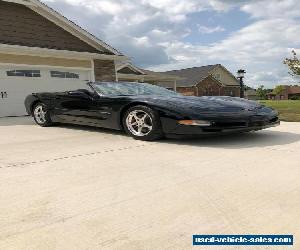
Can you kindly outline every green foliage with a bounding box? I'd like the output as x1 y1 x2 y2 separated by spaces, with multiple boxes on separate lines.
272 85 285 95
283 50 300 77
256 85 268 99
260 100 300 122
290 96 300 100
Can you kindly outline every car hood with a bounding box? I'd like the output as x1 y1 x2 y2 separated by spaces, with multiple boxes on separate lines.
130 95 264 112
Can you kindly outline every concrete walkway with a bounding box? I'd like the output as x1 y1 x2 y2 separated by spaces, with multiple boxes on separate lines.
0 117 299 249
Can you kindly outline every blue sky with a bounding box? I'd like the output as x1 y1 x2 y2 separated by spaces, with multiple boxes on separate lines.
44 0 300 88
184 9 252 45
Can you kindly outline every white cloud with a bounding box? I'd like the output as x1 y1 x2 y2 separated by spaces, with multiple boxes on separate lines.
242 0 300 19
198 25 225 34
133 36 151 46
43 0 300 87
150 16 300 87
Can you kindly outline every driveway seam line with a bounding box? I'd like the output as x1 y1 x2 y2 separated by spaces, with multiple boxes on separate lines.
0 144 147 169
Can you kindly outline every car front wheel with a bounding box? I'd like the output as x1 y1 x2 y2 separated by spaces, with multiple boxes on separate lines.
123 105 163 141
33 103 53 127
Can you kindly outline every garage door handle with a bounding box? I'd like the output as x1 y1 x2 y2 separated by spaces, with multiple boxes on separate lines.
1 92 8 98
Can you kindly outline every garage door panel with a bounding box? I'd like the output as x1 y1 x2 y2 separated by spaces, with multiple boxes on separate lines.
0 66 92 117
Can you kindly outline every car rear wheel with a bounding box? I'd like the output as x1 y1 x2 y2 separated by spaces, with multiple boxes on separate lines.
123 105 164 141
33 103 53 127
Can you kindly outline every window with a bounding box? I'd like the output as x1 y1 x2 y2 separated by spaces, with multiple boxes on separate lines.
50 71 79 79
7 70 41 77
215 74 221 79
225 90 234 96
1 92 7 99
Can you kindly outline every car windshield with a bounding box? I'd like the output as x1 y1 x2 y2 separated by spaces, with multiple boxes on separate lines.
91 82 181 97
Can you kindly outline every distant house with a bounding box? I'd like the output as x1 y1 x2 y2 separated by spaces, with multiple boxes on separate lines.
116 63 181 88
267 85 300 100
157 64 240 97
245 89 258 100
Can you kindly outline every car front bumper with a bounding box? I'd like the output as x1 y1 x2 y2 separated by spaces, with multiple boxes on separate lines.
161 115 280 136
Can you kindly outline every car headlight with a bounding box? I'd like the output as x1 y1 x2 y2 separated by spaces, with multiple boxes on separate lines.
178 120 212 126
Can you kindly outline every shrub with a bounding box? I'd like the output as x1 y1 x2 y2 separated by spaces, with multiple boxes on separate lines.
290 96 300 100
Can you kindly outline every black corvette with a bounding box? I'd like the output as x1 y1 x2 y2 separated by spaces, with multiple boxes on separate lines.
25 82 279 141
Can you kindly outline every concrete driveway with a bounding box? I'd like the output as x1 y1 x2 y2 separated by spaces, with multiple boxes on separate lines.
0 117 300 250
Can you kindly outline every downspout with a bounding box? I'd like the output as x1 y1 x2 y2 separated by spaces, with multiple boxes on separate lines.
174 80 177 92
91 59 95 82
114 61 119 82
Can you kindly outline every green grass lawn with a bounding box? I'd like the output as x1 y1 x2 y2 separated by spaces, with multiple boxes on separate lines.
259 100 300 122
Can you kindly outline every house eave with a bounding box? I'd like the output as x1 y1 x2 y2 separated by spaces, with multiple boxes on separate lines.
2 0 35 6
1 0 122 56
144 75 181 81
118 74 145 81
176 85 195 88
118 73 181 82
0 44 128 61
116 63 146 75
225 84 240 87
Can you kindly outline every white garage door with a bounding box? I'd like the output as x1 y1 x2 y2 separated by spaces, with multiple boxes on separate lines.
0 65 92 117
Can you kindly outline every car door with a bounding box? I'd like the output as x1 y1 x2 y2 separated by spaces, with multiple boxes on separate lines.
53 90 112 126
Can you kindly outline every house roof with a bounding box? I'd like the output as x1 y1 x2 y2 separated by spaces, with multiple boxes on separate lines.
288 86 300 94
116 62 146 75
267 85 300 95
2 0 123 56
160 64 221 87
142 69 181 81
245 89 257 96
116 62 182 82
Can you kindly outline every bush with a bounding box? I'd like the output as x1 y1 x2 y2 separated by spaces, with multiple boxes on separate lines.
290 96 300 100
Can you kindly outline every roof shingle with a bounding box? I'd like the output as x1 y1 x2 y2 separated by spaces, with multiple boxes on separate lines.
160 64 219 87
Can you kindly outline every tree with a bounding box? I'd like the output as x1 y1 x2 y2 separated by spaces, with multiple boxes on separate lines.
272 85 285 96
284 50 300 77
256 85 268 99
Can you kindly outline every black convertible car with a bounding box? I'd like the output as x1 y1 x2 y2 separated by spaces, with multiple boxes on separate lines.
25 82 279 141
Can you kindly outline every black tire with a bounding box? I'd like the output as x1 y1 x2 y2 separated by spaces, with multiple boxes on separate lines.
32 102 53 127
122 105 164 141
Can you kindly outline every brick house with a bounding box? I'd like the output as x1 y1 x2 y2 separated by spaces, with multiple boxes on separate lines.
0 0 125 117
116 62 181 87
267 85 300 100
158 64 240 97
244 89 258 100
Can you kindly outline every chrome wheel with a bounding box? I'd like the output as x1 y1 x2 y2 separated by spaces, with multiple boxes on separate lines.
126 110 153 137
34 105 47 124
